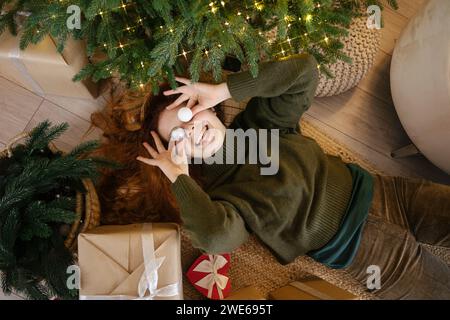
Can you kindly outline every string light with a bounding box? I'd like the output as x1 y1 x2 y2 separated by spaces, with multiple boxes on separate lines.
209 2 218 14
305 14 313 22
255 1 264 11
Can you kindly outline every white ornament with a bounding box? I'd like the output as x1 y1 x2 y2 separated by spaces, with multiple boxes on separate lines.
170 127 186 142
177 107 193 122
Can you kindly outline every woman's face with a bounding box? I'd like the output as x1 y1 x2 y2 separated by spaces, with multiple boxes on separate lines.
157 103 226 159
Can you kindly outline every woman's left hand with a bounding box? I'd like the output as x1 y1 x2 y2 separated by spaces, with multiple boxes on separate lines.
137 131 189 183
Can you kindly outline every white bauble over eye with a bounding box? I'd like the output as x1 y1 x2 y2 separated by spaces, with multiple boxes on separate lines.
170 127 186 142
177 107 193 122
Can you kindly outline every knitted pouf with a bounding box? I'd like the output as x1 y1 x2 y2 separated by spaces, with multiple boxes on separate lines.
315 17 381 97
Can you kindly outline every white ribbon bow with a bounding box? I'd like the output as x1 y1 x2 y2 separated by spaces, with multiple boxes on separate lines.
193 254 229 299
137 224 180 299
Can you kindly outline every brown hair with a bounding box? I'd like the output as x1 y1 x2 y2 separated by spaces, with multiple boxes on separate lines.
92 83 223 225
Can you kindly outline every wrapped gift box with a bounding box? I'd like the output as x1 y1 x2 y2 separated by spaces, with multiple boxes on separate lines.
0 31 98 98
269 278 357 300
225 286 266 300
78 223 183 300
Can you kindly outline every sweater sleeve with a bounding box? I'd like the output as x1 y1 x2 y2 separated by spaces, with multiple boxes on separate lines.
226 53 319 130
171 174 250 254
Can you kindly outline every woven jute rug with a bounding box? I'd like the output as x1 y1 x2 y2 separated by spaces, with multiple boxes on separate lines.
180 113 450 300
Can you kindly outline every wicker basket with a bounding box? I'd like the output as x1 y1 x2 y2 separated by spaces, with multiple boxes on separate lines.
0 133 101 252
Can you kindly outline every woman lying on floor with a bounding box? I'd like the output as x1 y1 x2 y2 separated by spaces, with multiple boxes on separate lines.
136 54 450 300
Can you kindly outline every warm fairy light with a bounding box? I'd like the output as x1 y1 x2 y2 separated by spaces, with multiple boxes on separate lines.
140 83 144 88
305 14 312 22
205 50 209 56
103 43 107 47
169 28 174 33
209 2 214 6
237 11 241 15
255 1 264 10
160 25 163 29
218 44 222 48
324 36 329 44
317 64 321 69
246 15 250 20
224 21 229 26
287 37 291 44
211 6 218 13
141 61 145 68
119 42 124 49
182 50 187 58
304 32 308 36
281 49 286 55
221 1 225 6
126 26 131 31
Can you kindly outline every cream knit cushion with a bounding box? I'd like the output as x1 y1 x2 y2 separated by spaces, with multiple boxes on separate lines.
263 17 380 98
315 17 381 97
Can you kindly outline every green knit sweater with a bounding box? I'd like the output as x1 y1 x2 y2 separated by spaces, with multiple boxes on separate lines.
171 54 355 264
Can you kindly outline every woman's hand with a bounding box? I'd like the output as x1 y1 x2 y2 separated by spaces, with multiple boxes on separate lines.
163 77 231 116
137 131 189 183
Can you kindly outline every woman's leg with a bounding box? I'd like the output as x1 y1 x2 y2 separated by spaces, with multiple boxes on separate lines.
373 175 450 247
345 175 450 299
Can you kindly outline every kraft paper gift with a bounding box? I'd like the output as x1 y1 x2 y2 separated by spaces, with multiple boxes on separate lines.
78 223 183 300
269 278 357 300
0 31 98 98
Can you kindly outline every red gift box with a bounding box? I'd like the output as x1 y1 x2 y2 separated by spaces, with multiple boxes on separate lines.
186 254 231 300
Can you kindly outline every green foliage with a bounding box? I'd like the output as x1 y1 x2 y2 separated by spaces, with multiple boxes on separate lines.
0 120 109 300
0 0 398 90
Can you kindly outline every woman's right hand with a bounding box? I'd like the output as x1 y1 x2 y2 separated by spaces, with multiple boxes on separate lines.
163 77 231 116
137 131 189 183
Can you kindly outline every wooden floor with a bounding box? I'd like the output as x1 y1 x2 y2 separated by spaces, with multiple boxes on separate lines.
0 0 449 184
